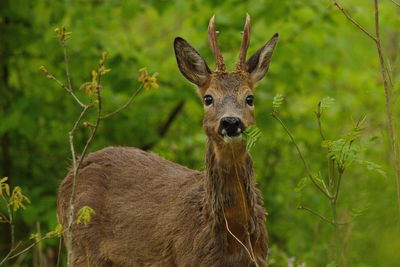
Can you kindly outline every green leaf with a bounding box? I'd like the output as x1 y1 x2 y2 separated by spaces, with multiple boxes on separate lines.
272 94 284 110
0 177 10 197
76 206 96 226
243 125 262 151
9 186 31 212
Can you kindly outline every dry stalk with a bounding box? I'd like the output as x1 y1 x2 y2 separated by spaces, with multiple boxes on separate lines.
333 0 400 216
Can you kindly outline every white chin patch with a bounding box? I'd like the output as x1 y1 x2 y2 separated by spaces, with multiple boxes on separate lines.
223 134 243 143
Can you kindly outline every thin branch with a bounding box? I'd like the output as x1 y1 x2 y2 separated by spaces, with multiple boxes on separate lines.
66 75 103 266
62 44 73 94
68 105 90 171
5 240 42 261
334 0 400 215
101 83 144 119
373 0 400 213
272 112 332 199
390 0 400 7
334 169 344 203
328 157 336 193
0 242 22 265
44 72 86 108
297 206 335 225
223 211 257 266
1 194 14 249
56 236 63 267
333 1 378 42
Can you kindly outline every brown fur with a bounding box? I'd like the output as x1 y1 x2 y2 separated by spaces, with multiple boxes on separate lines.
57 16 278 267
58 143 267 266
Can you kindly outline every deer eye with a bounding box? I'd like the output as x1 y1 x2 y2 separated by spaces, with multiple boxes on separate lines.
204 95 213 106
246 95 254 106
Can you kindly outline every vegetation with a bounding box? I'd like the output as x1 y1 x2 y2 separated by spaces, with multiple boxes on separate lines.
0 0 399 266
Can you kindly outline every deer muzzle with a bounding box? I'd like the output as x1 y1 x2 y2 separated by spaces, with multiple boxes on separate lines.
219 117 245 139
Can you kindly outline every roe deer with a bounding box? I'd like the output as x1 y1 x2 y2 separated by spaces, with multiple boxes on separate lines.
57 14 278 267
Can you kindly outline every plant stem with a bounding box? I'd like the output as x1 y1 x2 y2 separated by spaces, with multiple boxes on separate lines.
56 236 62 267
333 1 378 42
272 112 332 199
373 0 400 215
66 76 103 267
334 0 400 218
334 169 344 202
331 200 340 264
101 83 144 119
297 206 334 225
8 205 14 249
0 242 21 265
2 195 15 249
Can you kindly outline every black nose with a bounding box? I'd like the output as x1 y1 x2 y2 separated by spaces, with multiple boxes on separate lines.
220 117 244 137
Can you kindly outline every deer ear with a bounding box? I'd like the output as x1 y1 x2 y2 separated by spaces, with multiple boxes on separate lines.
174 37 211 87
246 33 279 83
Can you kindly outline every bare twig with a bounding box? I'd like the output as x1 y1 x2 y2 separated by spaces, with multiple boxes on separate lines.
101 83 144 119
373 0 400 212
334 0 400 215
66 72 103 266
225 145 258 267
56 236 63 267
1 194 15 256
40 69 86 108
223 212 257 265
297 206 335 225
63 45 73 92
5 240 42 262
272 112 332 199
333 1 378 42
0 242 22 265
68 105 91 171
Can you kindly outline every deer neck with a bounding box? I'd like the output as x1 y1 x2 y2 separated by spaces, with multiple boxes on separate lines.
204 139 256 241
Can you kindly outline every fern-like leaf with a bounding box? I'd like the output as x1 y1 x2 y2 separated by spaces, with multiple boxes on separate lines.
272 94 284 111
243 125 262 151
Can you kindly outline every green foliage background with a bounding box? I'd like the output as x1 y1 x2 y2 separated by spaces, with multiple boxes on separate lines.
1 0 399 266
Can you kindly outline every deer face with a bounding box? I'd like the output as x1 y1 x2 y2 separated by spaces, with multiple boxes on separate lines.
174 15 278 146
201 72 254 143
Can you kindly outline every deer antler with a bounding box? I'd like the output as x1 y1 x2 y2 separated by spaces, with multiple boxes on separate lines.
208 16 226 72
236 13 251 71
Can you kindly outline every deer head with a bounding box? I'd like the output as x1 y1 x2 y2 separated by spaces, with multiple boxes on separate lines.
174 14 278 155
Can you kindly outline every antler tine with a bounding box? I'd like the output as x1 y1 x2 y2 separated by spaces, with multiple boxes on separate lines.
236 13 251 71
208 15 226 72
